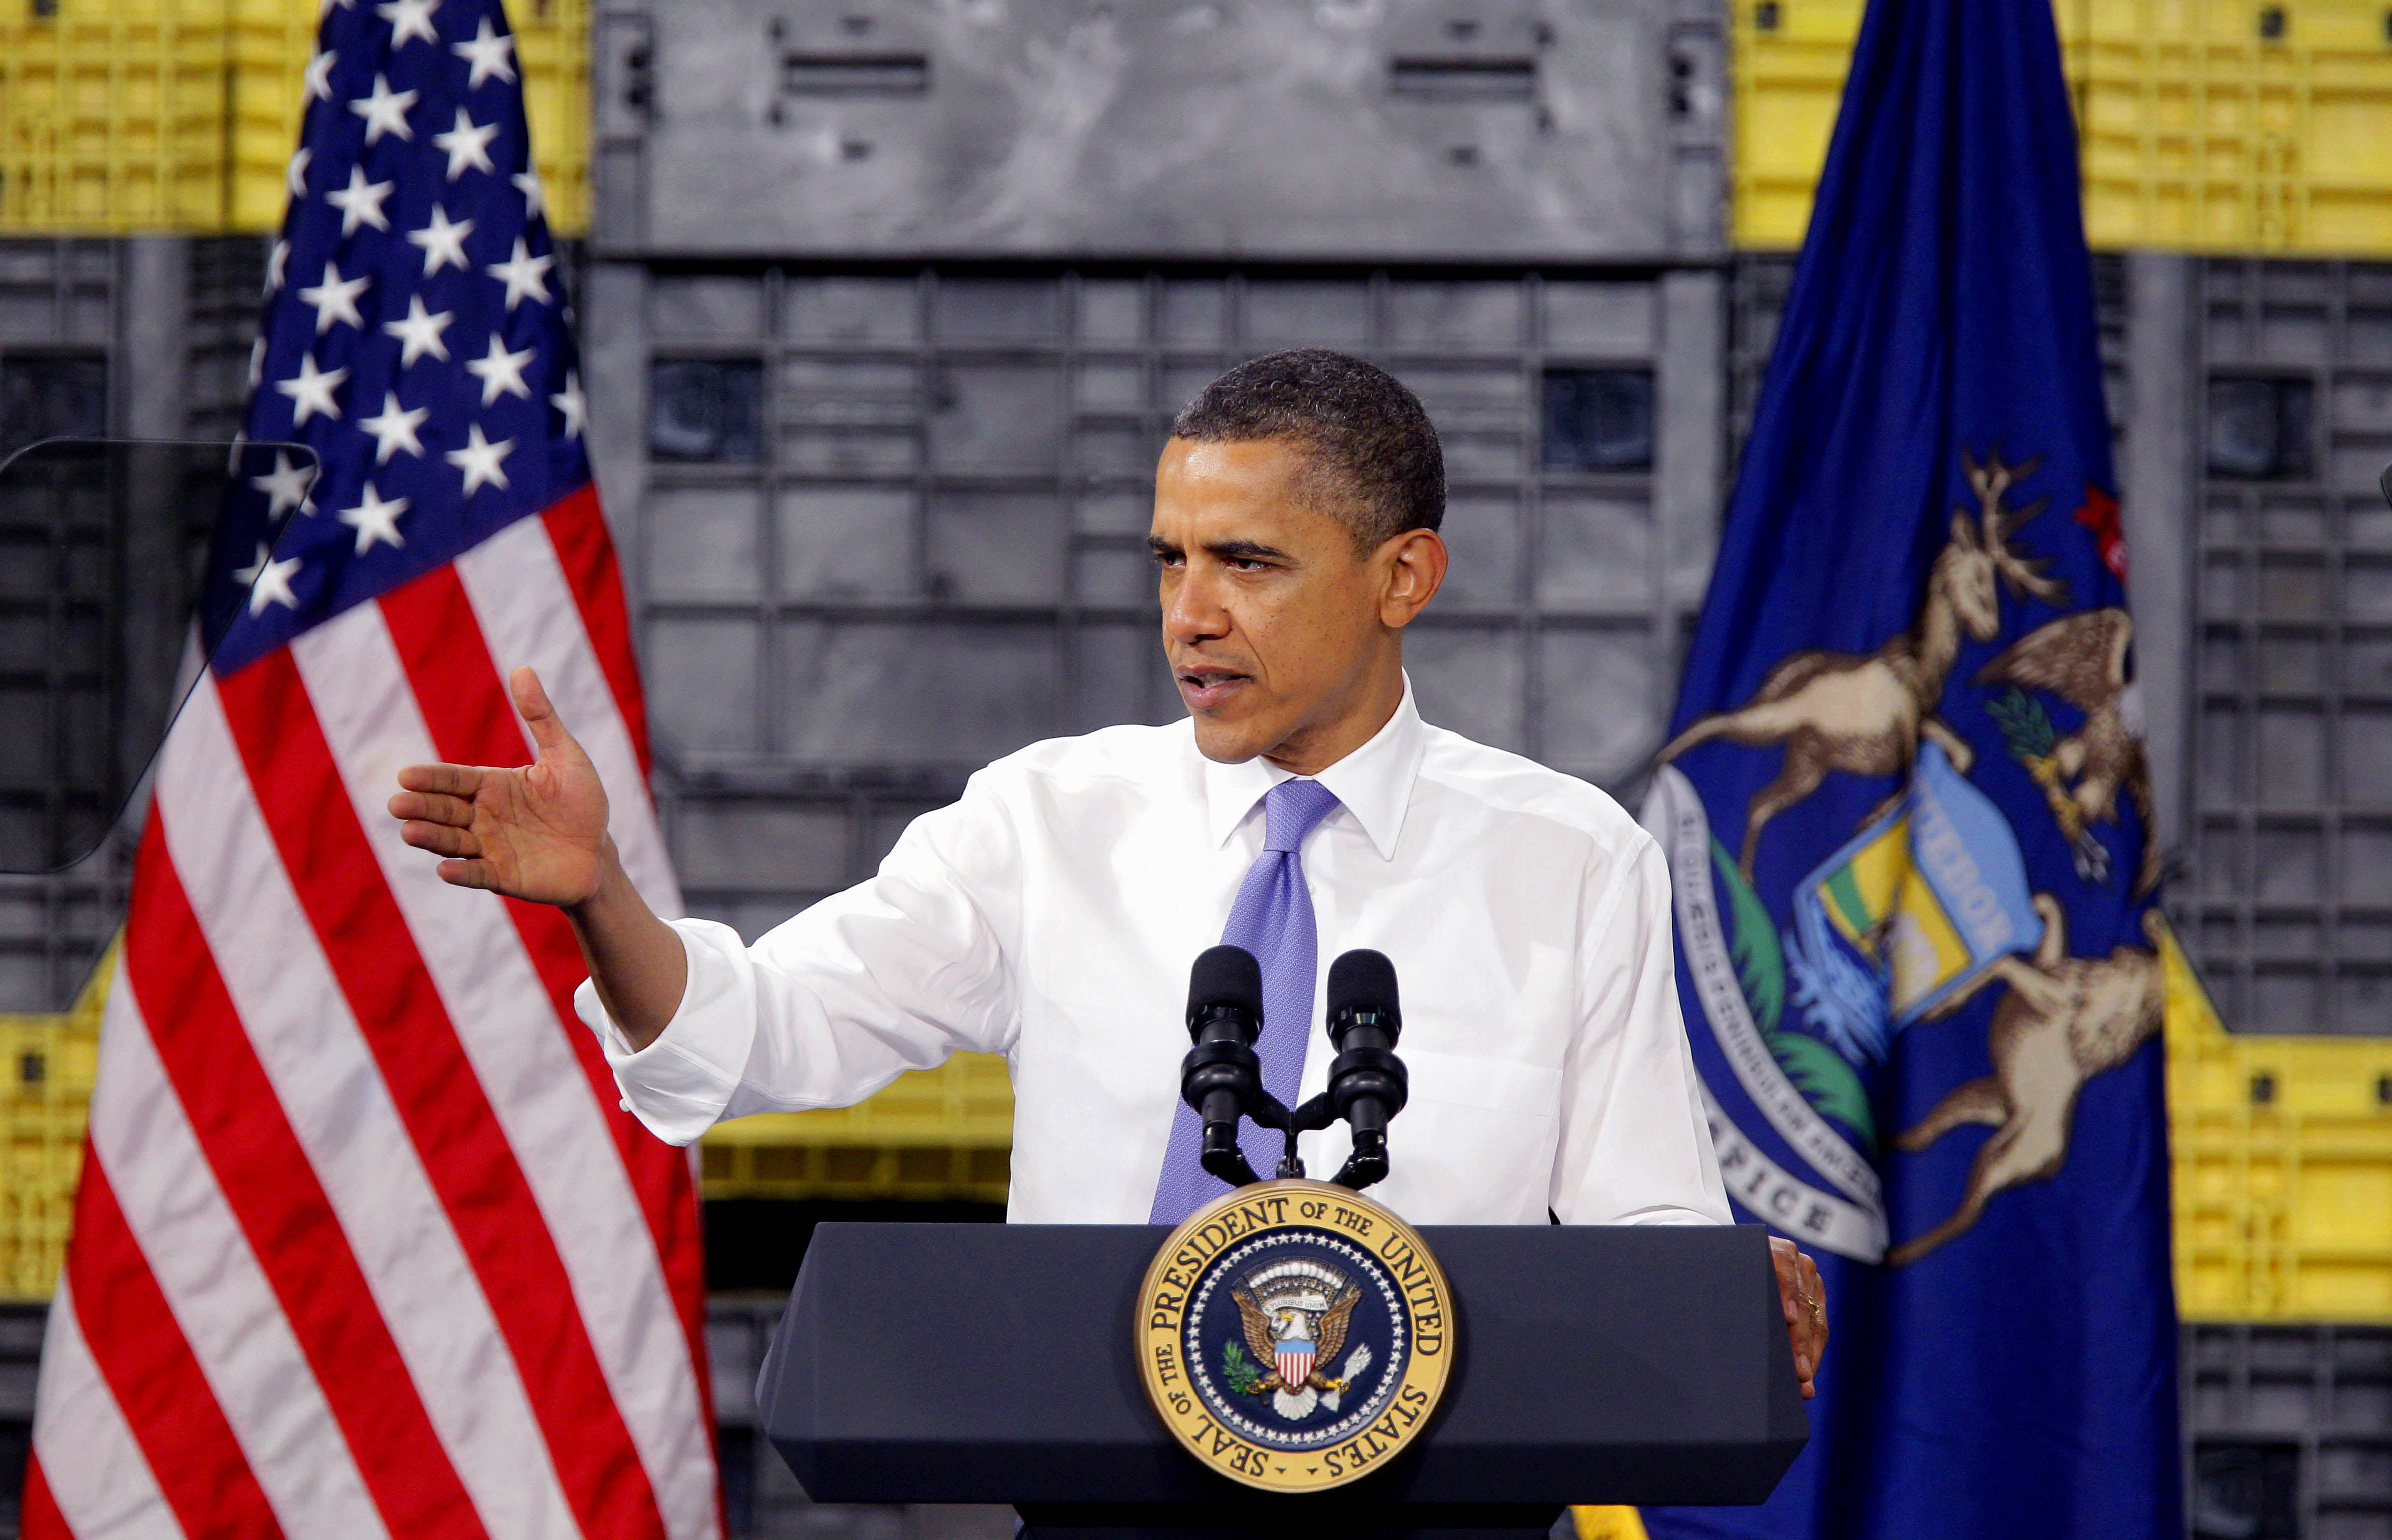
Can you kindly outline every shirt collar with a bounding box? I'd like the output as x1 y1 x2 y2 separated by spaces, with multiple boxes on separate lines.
1199 675 1427 861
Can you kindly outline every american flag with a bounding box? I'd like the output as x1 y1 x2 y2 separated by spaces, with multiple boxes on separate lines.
22 2 719 1535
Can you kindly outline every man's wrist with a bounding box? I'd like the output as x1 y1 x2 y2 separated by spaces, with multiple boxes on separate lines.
565 835 628 921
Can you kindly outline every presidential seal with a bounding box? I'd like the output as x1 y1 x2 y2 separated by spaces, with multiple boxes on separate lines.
1137 1180 1452 1492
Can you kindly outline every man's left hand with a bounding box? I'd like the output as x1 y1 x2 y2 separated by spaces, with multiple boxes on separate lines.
1769 1236 1827 1399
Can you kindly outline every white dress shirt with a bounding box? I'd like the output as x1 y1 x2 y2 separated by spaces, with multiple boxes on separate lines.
581 679 1730 1228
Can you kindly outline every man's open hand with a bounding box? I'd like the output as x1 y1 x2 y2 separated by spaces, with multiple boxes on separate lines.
387 667 610 905
1770 1236 1827 1399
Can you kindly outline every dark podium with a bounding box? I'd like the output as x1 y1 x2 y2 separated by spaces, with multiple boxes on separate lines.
757 1220 1809 1538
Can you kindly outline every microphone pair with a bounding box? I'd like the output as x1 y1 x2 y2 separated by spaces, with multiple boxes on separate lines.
1179 945 1410 1193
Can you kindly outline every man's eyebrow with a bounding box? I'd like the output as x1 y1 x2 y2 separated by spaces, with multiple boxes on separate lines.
1144 536 1291 563
1203 538 1289 562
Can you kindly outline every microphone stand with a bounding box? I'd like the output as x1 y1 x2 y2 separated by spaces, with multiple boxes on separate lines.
1172 946 1410 1193
1175 1054 1403 1193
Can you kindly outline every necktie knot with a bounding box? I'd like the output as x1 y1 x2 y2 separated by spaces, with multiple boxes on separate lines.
1261 778 1341 853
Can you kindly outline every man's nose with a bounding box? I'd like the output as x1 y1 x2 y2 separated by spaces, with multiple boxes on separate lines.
1163 567 1230 645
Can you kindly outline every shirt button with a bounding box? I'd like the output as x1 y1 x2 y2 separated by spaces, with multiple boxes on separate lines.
619 1098 632 1112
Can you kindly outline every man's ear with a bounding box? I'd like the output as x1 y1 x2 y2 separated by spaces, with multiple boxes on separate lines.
1377 529 1448 629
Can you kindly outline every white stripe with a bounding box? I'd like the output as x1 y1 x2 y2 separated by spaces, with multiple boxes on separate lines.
291 603 718 1540
155 675 581 1539
457 516 683 919
89 957 390 1540
30 1278 182 1539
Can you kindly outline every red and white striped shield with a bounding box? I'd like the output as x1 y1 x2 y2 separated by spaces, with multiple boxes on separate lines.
1276 1339 1316 1388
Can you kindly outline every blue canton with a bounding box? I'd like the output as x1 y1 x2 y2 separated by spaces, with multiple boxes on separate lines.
205 0 591 676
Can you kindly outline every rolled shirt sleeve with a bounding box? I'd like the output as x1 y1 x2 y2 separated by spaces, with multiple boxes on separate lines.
577 766 1024 1146
1548 830 1733 1226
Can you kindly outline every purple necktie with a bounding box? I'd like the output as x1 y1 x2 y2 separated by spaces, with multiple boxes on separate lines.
1150 778 1344 1223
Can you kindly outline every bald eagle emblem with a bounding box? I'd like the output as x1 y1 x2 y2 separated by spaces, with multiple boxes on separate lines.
1224 1259 1375 1421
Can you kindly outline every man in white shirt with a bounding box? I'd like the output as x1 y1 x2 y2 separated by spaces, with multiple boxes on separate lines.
390 349 1828 1393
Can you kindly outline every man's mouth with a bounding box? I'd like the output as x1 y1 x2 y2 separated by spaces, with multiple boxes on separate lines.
1175 666 1250 711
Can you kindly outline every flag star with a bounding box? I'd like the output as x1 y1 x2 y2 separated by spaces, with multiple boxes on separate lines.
406 204 474 277
303 45 338 102
454 16 521 87
247 336 267 388
453 17 518 87
275 354 348 426
264 239 289 295
511 167 545 221
550 369 587 440
249 450 316 517
232 542 304 615
376 0 440 47
349 72 418 144
432 106 498 179
381 295 455 367
486 237 553 312
326 164 395 235
445 423 514 496
358 390 430 464
338 481 410 554
297 258 369 334
465 333 535 405
287 146 312 198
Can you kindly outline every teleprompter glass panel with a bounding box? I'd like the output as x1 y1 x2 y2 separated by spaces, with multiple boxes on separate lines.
0 437 320 874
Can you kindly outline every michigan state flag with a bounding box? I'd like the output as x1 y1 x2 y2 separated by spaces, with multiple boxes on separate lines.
1636 0 2182 1533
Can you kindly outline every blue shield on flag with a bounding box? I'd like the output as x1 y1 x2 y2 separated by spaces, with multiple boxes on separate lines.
1636 0 2182 1535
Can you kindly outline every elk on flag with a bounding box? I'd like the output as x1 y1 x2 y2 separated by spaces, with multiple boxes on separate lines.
22 1 720 1535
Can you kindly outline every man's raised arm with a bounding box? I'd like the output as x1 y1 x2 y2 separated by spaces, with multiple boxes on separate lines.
386 665 687 1049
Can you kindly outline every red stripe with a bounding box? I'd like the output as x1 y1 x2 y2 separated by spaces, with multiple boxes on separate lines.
61 1150 283 1538
122 815 486 1539
215 650 668 1540
379 560 715 1434
18 1452 69 1540
542 483 653 781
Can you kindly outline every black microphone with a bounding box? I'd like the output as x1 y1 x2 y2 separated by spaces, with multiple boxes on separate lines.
1180 945 1266 1188
1324 949 1408 1191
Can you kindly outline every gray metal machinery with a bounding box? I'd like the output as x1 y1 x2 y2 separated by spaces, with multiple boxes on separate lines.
0 237 260 1012
579 0 1731 931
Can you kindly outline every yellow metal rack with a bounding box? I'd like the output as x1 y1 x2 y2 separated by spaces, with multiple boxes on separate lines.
697 1052 1016 1207
1733 0 2392 253
0 958 101 1302
2166 933 2392 1320
0 0 588 235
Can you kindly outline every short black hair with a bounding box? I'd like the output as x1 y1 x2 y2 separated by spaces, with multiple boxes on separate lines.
1170 349 1445 549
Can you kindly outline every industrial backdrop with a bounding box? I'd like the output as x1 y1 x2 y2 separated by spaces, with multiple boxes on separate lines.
1 1 2389 1536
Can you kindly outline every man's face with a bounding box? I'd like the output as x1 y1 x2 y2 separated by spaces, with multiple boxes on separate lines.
1149 437 1413 766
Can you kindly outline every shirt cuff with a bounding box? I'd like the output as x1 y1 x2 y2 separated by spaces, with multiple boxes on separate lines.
575 917 759 1146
